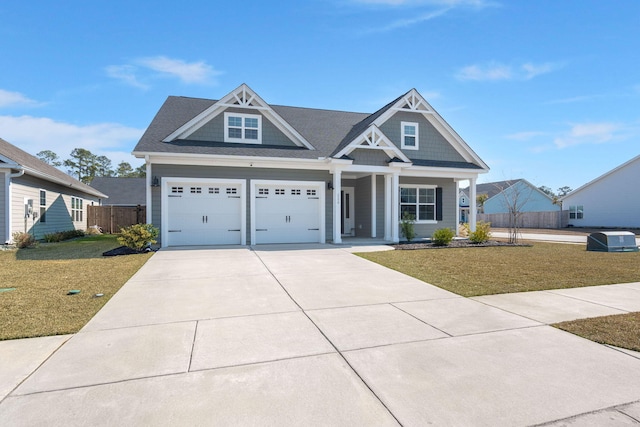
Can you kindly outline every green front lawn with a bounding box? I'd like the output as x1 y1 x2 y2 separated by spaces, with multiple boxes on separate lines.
0 235 152 340
357 242 640 297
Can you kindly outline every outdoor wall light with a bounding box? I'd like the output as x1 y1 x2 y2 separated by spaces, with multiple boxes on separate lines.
151 176 160 187
327 181 334 190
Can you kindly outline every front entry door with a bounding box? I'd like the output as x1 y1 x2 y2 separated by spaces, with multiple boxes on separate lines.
341 187 355 236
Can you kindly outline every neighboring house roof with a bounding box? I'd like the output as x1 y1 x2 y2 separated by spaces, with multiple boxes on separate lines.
133 84 488 171
560 153 640 201
0 137 106 198
90 177 146 205
462 179 555 202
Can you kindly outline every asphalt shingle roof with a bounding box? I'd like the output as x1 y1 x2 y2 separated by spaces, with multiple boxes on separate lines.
0 137 106 198
133 94 484 171
90 177 146 205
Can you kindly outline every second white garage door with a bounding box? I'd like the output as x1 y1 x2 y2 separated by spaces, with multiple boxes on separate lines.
252 181 325 244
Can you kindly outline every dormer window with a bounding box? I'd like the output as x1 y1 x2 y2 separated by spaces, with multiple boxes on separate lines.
401 122 419 150
224 112 262 144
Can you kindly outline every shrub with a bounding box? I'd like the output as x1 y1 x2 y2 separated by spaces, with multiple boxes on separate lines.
12 232 37 249
432 228 455 246
43 229 85 243
117 224 159 251
469 221 492 244
400 212 416 242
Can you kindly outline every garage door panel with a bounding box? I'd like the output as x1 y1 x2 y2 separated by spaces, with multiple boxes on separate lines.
166 181 243 246
253 183 322 244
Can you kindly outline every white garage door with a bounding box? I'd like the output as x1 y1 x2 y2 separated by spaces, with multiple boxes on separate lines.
166 182 243 246
253 182 323 244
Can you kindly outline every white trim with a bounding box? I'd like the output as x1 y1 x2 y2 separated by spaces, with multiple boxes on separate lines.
333 125 411 163
250 179 325 245
134 151 331 170
332 170 342 244
145 157 152 224
401 121 419 150
371 174 377 238
391 173 400 243
162 83 315 150
160 177 246 247
341 186 355 237
384 174 392 241
372 88 489 171
224 112 263 144
3 171 9 243
399 184 438 224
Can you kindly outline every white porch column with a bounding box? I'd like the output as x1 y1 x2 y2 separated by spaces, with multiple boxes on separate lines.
371 174 377 238
391 173 400 243
469 176 477 232
332 170 342 244
384 174 392 241
145 157 152 224
455 180 460 235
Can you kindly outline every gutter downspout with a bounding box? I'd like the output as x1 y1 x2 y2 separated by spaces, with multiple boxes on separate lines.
6 168 25 243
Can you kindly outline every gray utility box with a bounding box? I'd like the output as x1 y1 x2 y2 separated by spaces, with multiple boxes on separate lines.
587 231 639 252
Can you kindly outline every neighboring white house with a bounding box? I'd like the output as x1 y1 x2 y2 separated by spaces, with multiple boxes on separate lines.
561 154 640 228
0 138 107 243
133 83 489 247
462 179 559 215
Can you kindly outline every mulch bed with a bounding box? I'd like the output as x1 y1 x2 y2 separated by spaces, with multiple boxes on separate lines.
391 240 530 250
102 246 154 256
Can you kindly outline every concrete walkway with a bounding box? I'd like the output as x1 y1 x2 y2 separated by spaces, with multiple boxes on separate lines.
1 244 640 426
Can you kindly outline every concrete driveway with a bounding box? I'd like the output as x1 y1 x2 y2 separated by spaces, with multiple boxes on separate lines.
2 244 640 426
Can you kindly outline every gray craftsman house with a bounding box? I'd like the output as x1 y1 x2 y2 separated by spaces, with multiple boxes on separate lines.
133 84 488 247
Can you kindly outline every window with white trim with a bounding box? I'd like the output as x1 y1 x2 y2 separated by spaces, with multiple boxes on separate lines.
71 197 83 222
401 121 419 150
39 190 46 223
224 112 262 144
568 205 584 219
400 186 436 222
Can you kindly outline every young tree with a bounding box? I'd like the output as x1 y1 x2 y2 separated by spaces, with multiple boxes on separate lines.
36 150 62 167
476 193 488 214
496 180 534 244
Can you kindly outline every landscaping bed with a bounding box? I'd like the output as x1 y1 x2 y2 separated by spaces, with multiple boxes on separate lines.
391 239 529 250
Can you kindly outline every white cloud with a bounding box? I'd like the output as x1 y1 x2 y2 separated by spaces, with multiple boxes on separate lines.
106 56 222 88
137 56 220 84
553 122 625 149
505 131 547 141
0 89 40 108
0 115 144 168
105 65 149 90
456 61 562 81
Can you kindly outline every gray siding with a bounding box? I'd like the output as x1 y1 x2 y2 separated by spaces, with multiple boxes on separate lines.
10 175 99 240
399 177 457 239
0 172 6 242
354 176 371 237
189 108 298 147
380 111 467 163
351 149 390 166
151 164 333 244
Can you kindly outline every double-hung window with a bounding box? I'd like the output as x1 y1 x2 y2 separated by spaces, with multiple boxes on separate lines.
568 205 584 219
71 197 83 222
224 112 262 144
39 190 46 223
400 186 436 222
401 122 419 150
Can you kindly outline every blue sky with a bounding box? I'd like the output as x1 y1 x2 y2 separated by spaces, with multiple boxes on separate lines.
1 0 638 192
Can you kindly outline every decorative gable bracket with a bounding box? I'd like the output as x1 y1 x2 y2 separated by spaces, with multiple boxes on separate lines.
162 83 315 150
333 125 411 163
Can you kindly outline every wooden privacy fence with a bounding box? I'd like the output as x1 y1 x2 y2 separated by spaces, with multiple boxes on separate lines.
87 205 146 234
478 210 569 229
